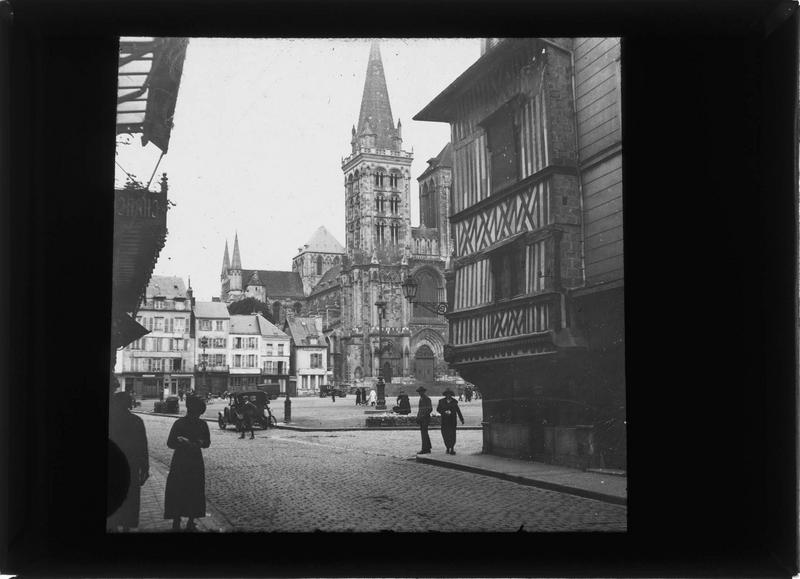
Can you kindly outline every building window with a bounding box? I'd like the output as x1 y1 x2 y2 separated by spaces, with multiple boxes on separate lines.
316 255 323 275
376 221 386 244
491 244 526 300
264 360 274 373
247 354 257 368
154 317 164 332
172 338 182 351
390 222 399 244
215 320 224 332
233 354 242 368
390 195 399 214
483 103 520 194
278 344 285 356
310 353 322 368
233 337 243 349
266 343 273 355
277 361 285 374
154 299 166 310
172 358 182 372
199 319 212 331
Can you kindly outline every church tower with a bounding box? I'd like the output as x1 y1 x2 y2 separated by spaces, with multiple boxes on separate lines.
228 232 243 301
220 239 231 301
339 40 415 385
342 40 414 266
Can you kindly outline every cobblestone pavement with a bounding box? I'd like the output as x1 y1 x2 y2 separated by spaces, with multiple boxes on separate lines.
141 414 627 532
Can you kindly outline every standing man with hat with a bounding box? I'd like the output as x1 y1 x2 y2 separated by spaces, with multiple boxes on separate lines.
416 386 433 454
437 388 465 455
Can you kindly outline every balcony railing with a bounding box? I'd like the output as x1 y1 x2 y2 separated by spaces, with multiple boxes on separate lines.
342 147 413 166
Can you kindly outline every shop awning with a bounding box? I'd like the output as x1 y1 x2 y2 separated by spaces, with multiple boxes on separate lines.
117 37 189 154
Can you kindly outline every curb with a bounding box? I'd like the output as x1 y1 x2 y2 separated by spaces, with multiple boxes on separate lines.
134 411 483 432
414 455 627 506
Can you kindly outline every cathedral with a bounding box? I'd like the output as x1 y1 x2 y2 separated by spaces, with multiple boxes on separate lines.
219 40 453 389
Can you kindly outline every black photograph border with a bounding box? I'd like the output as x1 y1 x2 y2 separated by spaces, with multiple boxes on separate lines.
2 0 798 577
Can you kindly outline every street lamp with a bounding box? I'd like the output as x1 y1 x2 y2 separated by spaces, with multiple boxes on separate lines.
374 298 387 410
199 336 209 396
401 274 448 316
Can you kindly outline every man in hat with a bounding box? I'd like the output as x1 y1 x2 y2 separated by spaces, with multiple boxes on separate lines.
437 388 465 455
416 386 433 454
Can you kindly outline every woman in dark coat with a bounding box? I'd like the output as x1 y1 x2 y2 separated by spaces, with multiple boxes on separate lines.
355 388 362 405
107 391 149 531
436 388 465 455
164 395 210 531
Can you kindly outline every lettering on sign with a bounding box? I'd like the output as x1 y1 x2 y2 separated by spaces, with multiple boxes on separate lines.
114 190 167 219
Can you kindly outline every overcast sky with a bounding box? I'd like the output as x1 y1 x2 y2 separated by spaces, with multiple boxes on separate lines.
115 38 481 302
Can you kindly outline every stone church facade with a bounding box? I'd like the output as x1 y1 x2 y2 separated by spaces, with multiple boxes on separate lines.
220 41 453 389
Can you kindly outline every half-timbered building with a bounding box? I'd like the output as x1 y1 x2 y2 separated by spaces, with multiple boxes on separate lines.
415 38 625 469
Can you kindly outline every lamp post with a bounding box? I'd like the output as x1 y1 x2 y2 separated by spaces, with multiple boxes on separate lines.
374 298 387 410
199 336 208 396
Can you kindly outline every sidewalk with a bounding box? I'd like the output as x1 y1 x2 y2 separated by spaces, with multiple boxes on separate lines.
415 452 627 506
134 458 233 533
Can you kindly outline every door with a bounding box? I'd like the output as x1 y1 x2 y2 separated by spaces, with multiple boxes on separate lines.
414 345 435 382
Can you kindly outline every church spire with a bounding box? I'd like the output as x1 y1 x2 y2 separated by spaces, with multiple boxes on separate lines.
356 40 399 150
231 232 242 270
221 240 230 275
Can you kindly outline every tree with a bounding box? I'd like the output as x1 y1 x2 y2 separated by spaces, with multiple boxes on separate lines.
227 297 277 324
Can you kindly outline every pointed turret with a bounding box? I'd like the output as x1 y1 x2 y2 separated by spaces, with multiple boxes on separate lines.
221 240 230 276
231 232 242 270
356 40 399 151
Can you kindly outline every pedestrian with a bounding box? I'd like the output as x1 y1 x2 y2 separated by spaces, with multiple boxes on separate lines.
236 395 257 440
415 386 432 454
178 389 184 402
355 389 362 405
392 391 411 415
360 387 367 406
367 389 377 407
164 395 210 531
331 388 336 403
465 386 473 403
437 388 464 455
107 389 149 532
458 387 464 402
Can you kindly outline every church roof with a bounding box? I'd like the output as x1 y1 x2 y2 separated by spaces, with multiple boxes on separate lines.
298 226 345 255
284 316 324 346
356 41 399 150
309 264 342 296
145 275 187 299
193 301 230 319
418 142 454 180
242 269 304 299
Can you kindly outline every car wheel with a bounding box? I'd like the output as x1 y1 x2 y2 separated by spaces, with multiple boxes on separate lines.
218 416 226 430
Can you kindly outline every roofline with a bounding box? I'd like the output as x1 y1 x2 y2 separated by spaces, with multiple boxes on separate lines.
413 39 535 123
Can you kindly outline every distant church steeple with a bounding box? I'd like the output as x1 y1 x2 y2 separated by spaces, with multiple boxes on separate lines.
231 232 242 270
221 240 230 278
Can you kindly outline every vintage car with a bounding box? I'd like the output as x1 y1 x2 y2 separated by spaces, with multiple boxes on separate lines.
218 391 277 430
318 384 346 398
